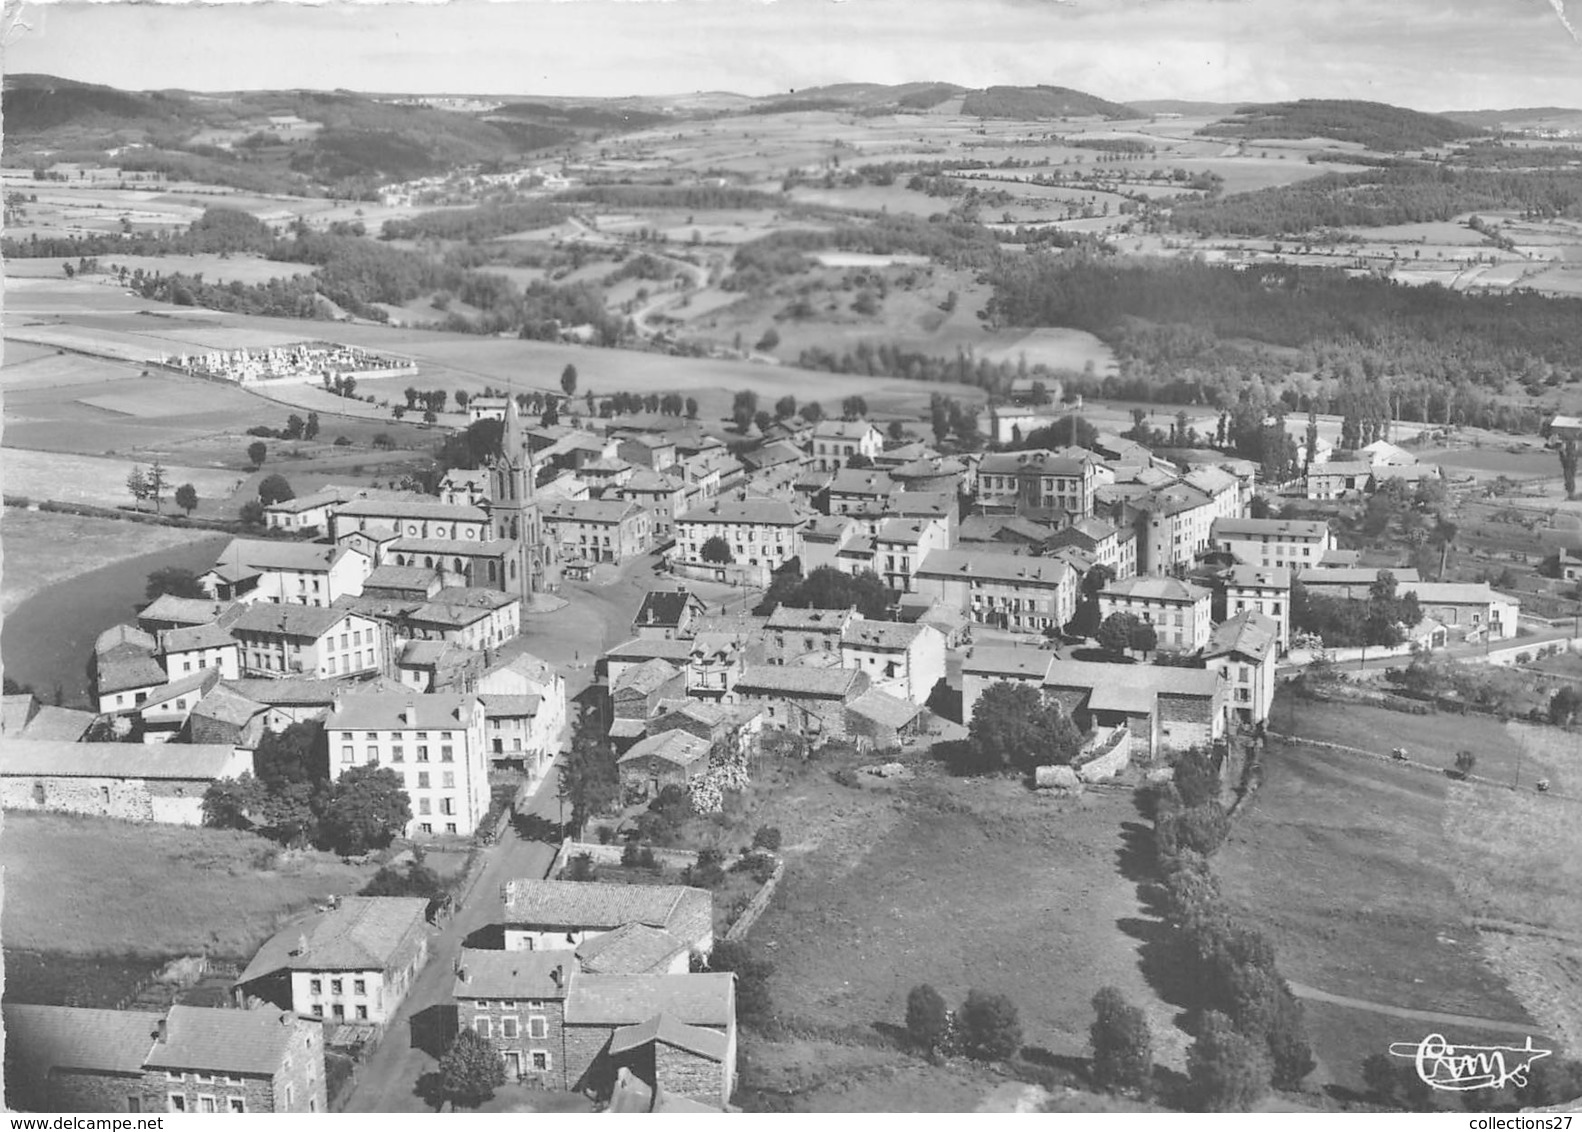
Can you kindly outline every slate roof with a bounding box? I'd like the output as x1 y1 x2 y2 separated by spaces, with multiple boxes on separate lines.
1300 567 1420 587
159 621 237 653
842 619 927 651
845 688 922 730
2 1003 161 1079
139 595 231 628
677 498 806 526
1103 576 1210 604
874 518 938 545
96 653 170 695
544 499 645 524
332 498 486 522
452 948 571 1001
363 565 441 593
231 603 353 639
0 741 246 780
223 676 405 706
957 515 1055 545
142 1005 301 1077
479 694 542 718
605 638 697 663
618 730 710 770
1404 582 1511 604
484 651 559 688
565 972 734 1028
139 668 221 710
325 693 477 731
576 923 693 976
915 549 1074 587
766 606 853 631
634 588 703 630
211 537 355 574
812 419 879 441
239 897 430 983
734 665 867 699
1211 517 1331 540
978 449 1094 476
502 879 713 944
615 658 684 696
190 685 268 727
1224 565 1293 590
262 485 359 514
1203 610 1279 663
609 1012 729 1061
2 693 35 734
888 491 955 518
19 705 97 742
1042 659 1222 715
961 646 1056 680
826 469 896 497
96 623 156 656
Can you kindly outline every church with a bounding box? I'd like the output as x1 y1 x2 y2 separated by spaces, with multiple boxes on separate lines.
484 394 558 598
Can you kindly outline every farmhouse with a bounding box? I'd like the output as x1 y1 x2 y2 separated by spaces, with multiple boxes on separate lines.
1202 610 1280 727
501 879 714 956
728 665 870 739
263 485 359 534
201 539 371 607
2 1003 326 1114
1099 576 1213 653
1306 461 1375 500
362 565 443 601
324 693 491 837
235 896 434 1025
1400 582 1520 641
1299 566 1421 601
0 741 253 825
632 588 709 640
764 606 857 665
618 730 712 802
1040 660 1227 760
1211 517 1335 574
839 619 946 705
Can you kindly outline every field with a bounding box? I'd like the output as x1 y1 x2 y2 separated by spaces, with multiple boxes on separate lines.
0 509 223 617
1275 697 1556 790
749 768 1193 1080
1 449 248 508
1215 739 1568 1094
1 813 383 963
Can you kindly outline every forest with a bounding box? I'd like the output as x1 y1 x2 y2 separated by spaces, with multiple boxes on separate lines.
1167 165 1582 235
1199 99 1483 151
960 85 1138 120
379 200 572 242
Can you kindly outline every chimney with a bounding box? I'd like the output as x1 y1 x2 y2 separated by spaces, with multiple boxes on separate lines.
331 690 343 716
155 1017 168 1044
403 699 418 727
550 965 564 989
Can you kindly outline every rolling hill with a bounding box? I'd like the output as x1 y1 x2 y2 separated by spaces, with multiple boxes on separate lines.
1200 99 1484 151
961 85 1140 121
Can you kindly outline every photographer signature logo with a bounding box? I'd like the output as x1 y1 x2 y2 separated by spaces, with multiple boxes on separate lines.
1388 1034 1552 1092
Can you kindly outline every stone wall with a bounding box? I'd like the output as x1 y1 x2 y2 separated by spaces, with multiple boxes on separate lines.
1 775 207 825
655 1042 729 1107
562 1023 616 1094
462 999 567 1089
1075 728 1131 783
40 1069 144 1113
724 856 785 943
143 1070 277 1114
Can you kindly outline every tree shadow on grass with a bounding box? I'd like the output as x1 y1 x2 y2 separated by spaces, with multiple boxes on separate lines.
1116 820 1158 887
869 1020 910 1051
1116 915 1199 1034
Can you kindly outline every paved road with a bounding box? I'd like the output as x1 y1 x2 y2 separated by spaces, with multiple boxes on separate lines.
343 761 565 1112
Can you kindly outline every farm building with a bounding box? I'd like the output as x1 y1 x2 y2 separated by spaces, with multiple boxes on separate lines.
0 741 253 825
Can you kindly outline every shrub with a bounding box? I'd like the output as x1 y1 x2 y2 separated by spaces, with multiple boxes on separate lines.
683 847 727 889
699 941 774 1027
905 984 949 1054
1188 1011 1270 1111
1089 987 1153 1095
1173 747 1220 808
333 435 352 447
565 852 597 882
960 989 1022 1061
595 824 616 845
621 839 642 867
1454 750 1477 778
752 825 783 852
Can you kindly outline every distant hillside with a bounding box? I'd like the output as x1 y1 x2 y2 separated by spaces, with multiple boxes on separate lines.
1441 107 1582 132
491 100 670 130
962 85 1139 121
742 82 966 115
1128 99 1243 117
1201 99 1483 151
2 73 196 135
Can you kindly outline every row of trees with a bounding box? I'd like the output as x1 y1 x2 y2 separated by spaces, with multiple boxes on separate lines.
1290 571 1423 649
124 461 197 516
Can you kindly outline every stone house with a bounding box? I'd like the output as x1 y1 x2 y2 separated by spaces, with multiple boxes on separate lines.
158 620 242 682
1099 576 1214 653
2 1003 325 1114
632 588 709 640
839 618 946 705
477 651 567 756
501 879 714 957
764 605 857 665
200 538 371 607
543 499 654 564
959 647 1056 725
0 741 253 825
1211 517 1335 576
1222 564 1292 652
1202 610 1280 727
728 665 870 740
235 896 433 1026
618 730 712 802
871 517 950 594
362 565 448 602
809 419 883 471
1041 659 1227 760
612 659 689 726
230 604 386 680
914 549 1078 634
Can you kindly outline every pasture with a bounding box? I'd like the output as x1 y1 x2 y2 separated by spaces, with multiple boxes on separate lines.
1 812 382 965
1215 740 1558 1091
1 449 246 508
7 254 305 287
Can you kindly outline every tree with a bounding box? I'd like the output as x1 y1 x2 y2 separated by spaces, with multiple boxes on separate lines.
756 327 781 352
841 395 868 420
799 401 824 423
1024 414 1098 451
239 500 265 526
125 466 150 511
1188 1011 1270 1111
285 413 306 440
146 460 167 512
304 412 320 441
257 473 295 506
774 394 797 420
960 989 1022 1061
1090 987 1153 1096
247 440 267 468
1549 685 1581 726
753 409 773 434
846 453 874 469
145 566 207 601
319 765 411 856
558 702 619 835
560 364 578 397
1172 747 1221 809
887 420 907 443
1131 620 1159 656
437 1028 507 1109
698 940 774 1027
906 984 949 1054
1560 438 1579 500
1454 749 1477 778
767 566 893 620
700 535 734 564
1097 611 1141 656
685 396 699 419
964 681 1082 775
174 483 198 515
731 389 759 433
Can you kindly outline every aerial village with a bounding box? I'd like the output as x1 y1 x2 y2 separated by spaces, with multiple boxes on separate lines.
7 377 1579 1116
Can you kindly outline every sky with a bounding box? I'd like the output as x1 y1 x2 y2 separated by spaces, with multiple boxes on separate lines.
4 0 1581 110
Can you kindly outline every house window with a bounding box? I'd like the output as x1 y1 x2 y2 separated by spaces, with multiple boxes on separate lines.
311 1004 324 1018
228 1098 246 1114
391 746 404 762
420 822 432 834
528 1016 548 1039
366 746 378 763
446 823 457 834
127 1098 141 1114
441 745 454 762
501 1017 520 1039
330 978 343 994
354 978 366 996
356 1005 368 1021
417 746 430 762
310 978 322 995
417 772 430 789
531 1051 550 1072
442 772 455 789
475 1017 492 1038
168 1095 187 1113
332 1004 345 1020
341 746 354 764
198 1097 218 1114
419 798 432 815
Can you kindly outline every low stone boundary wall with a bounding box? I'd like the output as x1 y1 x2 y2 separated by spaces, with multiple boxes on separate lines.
724 856 785 942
